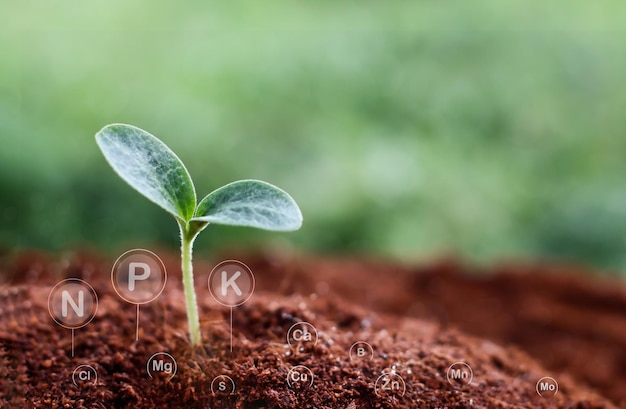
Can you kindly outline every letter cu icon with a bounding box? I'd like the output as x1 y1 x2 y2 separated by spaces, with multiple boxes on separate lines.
209 260 255 307
287 365 314 388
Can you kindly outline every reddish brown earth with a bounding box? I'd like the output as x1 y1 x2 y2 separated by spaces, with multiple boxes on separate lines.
0 249 624 408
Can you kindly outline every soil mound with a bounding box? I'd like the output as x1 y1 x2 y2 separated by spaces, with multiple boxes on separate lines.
0 250 621 408
239 252 626 407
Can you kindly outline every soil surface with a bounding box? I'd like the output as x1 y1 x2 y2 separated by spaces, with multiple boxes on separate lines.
0 249 623 408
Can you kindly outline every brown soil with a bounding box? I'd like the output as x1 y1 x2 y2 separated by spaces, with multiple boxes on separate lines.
0 249 623 408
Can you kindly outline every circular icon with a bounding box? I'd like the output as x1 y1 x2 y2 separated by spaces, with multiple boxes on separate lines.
146 352 177 381
375 372 406 398
349 341 374 362
536 377 559 397
211 375 236 395
72 364 98 386
111 249 167 304
446 362 473 385
208 260 255 307
286 321 318 347
287 365 314 388
48 279 98 329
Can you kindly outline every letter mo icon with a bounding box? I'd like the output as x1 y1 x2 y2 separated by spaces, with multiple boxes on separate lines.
48 279 98 329
536 377 559 397
111 249 167 304
208 260 255 307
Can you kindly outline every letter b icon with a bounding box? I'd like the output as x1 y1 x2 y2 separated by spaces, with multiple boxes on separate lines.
349 341 374 362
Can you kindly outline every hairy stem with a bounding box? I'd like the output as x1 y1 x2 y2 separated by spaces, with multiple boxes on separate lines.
180 223 201 346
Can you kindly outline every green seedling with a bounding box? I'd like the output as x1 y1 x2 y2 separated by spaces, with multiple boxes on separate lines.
96 124 302 346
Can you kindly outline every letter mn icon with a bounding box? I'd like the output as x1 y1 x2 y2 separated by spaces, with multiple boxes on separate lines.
446 362 473 385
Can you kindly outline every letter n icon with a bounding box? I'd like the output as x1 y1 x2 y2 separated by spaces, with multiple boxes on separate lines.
62 290 84 318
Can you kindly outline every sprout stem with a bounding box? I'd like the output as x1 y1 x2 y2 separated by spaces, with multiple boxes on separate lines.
180 223 201 346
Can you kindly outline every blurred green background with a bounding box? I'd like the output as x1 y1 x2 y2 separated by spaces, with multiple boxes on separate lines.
1 2 625 272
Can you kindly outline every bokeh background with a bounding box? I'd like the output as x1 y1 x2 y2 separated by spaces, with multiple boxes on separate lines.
1 2 625 273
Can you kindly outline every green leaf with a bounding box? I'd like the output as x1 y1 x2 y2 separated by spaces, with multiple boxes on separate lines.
95 124 196 221
193 180 303 231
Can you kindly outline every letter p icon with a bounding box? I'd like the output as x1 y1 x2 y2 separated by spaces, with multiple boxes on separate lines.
128 262 151 291
112 249 167 305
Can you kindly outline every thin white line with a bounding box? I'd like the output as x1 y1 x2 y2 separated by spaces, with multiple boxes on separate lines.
136 304 140 341
230 307 233 352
